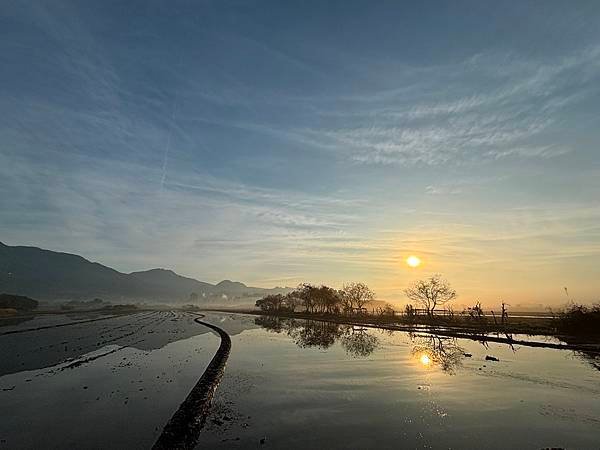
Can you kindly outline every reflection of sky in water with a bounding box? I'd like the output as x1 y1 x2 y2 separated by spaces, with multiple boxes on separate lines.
201 313 600 449
1 312 599 449
0 312 220 449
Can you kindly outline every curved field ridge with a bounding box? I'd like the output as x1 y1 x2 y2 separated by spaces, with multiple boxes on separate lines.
153 314 232 450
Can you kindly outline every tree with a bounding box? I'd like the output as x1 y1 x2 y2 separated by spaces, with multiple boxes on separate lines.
340 282 375 314
283 292 301 312
255 294 285 311
317 286 341 314
404 274 456 316
295 283 320 313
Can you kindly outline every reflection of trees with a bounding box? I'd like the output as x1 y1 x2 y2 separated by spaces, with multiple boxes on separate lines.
340 326 379 357
291 320 345 350
254 315 287 333
254 317 379 357
410 334 464 374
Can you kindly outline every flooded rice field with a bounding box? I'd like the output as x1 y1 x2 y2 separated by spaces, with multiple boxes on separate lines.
0 311 220 449
1 311 599 449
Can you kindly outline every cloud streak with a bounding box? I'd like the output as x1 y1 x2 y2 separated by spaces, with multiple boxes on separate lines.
291 47 600 167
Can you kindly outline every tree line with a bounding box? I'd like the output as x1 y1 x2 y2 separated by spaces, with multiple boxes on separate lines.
255 275 459 317
256 275 458 318
255 282 375 315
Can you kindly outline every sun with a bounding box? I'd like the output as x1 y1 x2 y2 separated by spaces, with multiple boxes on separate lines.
406 255 421 268
420 354 431 365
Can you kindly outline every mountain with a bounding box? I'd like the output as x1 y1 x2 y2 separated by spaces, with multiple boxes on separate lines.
214 280 249 293
0 242 290 303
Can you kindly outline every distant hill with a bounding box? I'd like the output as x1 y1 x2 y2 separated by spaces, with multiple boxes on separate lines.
215 279 248 293
0 242 290 303
0 293 39 311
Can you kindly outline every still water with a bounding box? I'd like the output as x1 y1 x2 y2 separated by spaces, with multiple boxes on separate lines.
199 313 600 449
0 311 220 449
1 311 599 449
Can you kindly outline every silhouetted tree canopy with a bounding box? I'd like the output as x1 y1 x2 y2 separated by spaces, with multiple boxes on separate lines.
255 294 285 311
255 281 375 316
340 282 375 313
404 275 456 315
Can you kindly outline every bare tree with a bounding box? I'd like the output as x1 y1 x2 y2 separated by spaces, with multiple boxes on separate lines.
341 282 375 314
404 275 456 316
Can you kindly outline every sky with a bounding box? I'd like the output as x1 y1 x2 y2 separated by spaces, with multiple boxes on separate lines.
1 1 600 306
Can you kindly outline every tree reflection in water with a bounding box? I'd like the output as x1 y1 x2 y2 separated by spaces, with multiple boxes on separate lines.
255 317 600 373
254 317 379 357
254 315 288 334
340 326 379 357
410 334 465 374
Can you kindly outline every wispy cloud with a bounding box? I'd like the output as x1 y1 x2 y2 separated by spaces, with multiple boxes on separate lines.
289 46 600 166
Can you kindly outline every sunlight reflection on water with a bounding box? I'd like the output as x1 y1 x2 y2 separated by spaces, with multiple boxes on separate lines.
198 313 600 450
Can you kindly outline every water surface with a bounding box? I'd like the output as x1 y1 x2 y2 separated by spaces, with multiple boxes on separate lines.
0 311 218 449
199 313 600 449
1 311 599 449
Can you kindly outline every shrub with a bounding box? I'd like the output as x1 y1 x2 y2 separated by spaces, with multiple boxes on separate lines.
554 303 600 336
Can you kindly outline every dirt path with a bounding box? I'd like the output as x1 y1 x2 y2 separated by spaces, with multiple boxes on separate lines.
153 314 232 450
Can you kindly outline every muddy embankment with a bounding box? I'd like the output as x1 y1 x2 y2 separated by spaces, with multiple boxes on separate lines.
153 314 232 450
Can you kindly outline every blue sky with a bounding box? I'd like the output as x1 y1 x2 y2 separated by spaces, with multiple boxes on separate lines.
2 1 600 305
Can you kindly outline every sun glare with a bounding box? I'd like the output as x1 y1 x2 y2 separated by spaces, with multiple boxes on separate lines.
406 255 421 268
420 354 431 366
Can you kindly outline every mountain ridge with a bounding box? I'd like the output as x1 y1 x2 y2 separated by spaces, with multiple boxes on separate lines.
0 241 289 303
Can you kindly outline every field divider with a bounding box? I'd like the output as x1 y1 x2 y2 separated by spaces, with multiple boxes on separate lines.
153 313 231 450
